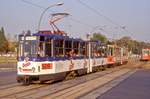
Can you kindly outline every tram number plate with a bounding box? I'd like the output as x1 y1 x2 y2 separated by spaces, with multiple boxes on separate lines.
42 63 53 69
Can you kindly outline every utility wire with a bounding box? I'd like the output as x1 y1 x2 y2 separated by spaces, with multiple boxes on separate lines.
76 0 132 34
21 0 109 36
21 0 95 29
70 17 94 28
22 0 45 9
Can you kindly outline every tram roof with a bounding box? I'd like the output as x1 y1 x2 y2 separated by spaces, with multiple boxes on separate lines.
33 32 64 39
33 32 84 42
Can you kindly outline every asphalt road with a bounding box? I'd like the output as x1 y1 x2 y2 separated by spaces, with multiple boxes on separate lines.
0 63 17 86
0 71 17 86
0 63 16 68
97 69 150 99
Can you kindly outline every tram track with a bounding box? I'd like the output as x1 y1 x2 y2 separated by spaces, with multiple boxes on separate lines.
1 65 126 99
0 61 146 99
24 62 145 99
0 83 20 90
0 84 46 98
42 68 133 99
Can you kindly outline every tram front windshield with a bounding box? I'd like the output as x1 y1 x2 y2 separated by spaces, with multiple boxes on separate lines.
18 36 37 58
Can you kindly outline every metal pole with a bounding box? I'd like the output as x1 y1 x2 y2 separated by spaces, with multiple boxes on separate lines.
88 41 92 73
38 2 64 31
87 34 92 73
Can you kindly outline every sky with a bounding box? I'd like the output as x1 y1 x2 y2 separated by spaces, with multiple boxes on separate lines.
0 0 150 42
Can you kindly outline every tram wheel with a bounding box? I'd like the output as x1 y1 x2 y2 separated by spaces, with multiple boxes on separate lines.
65 71 77 80
23 76 30 85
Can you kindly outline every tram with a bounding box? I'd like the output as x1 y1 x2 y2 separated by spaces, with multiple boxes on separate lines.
107 45 128 66
16 32 129 85
140 48 150 61
17 31 108 84
16 13 128 85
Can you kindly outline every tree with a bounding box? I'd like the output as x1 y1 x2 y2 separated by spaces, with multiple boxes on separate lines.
8 41 17 52
91 33 108 43
3 40 10 53
116 36 133 51
0 27 8 53
116 36 150 54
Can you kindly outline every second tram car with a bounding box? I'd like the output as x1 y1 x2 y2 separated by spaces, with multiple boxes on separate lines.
107 45 128 66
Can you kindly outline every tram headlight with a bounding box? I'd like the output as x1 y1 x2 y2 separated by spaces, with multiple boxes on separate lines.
19 67 22 72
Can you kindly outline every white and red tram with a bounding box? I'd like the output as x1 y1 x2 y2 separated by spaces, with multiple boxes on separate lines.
17 31 128 85
17 31 106 84
140 48 150 61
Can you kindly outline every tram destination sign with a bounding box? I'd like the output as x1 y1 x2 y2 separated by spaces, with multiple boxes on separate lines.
21 36 37 41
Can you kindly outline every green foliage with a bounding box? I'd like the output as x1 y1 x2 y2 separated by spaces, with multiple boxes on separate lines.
9 41 18 52
116 36 150 54
0 27 17 53
91 33 108 43
0 27 8 53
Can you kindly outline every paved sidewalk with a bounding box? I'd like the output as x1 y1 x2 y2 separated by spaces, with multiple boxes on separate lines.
97 69 150 99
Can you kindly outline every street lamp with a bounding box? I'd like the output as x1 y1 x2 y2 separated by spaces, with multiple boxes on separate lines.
38 2 64 31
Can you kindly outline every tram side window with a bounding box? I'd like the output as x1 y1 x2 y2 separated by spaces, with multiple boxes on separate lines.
97 46 106 57
91 43 98 57
123 49 127 56
37 36 45 57
111 48 113 56
143 50 146 55
45 38 51 57
91 44 96 57
65 40 72 57
143 50 148 55
80 42 87 57
54 40 64 57
40 36 45 41
115 48 120 57
31 41 37 57
19 42 23 57
102 47 107 57
73 41 79 56
92 43 104 57
24 41 31 56
38 42 45 57
108 47 114 56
